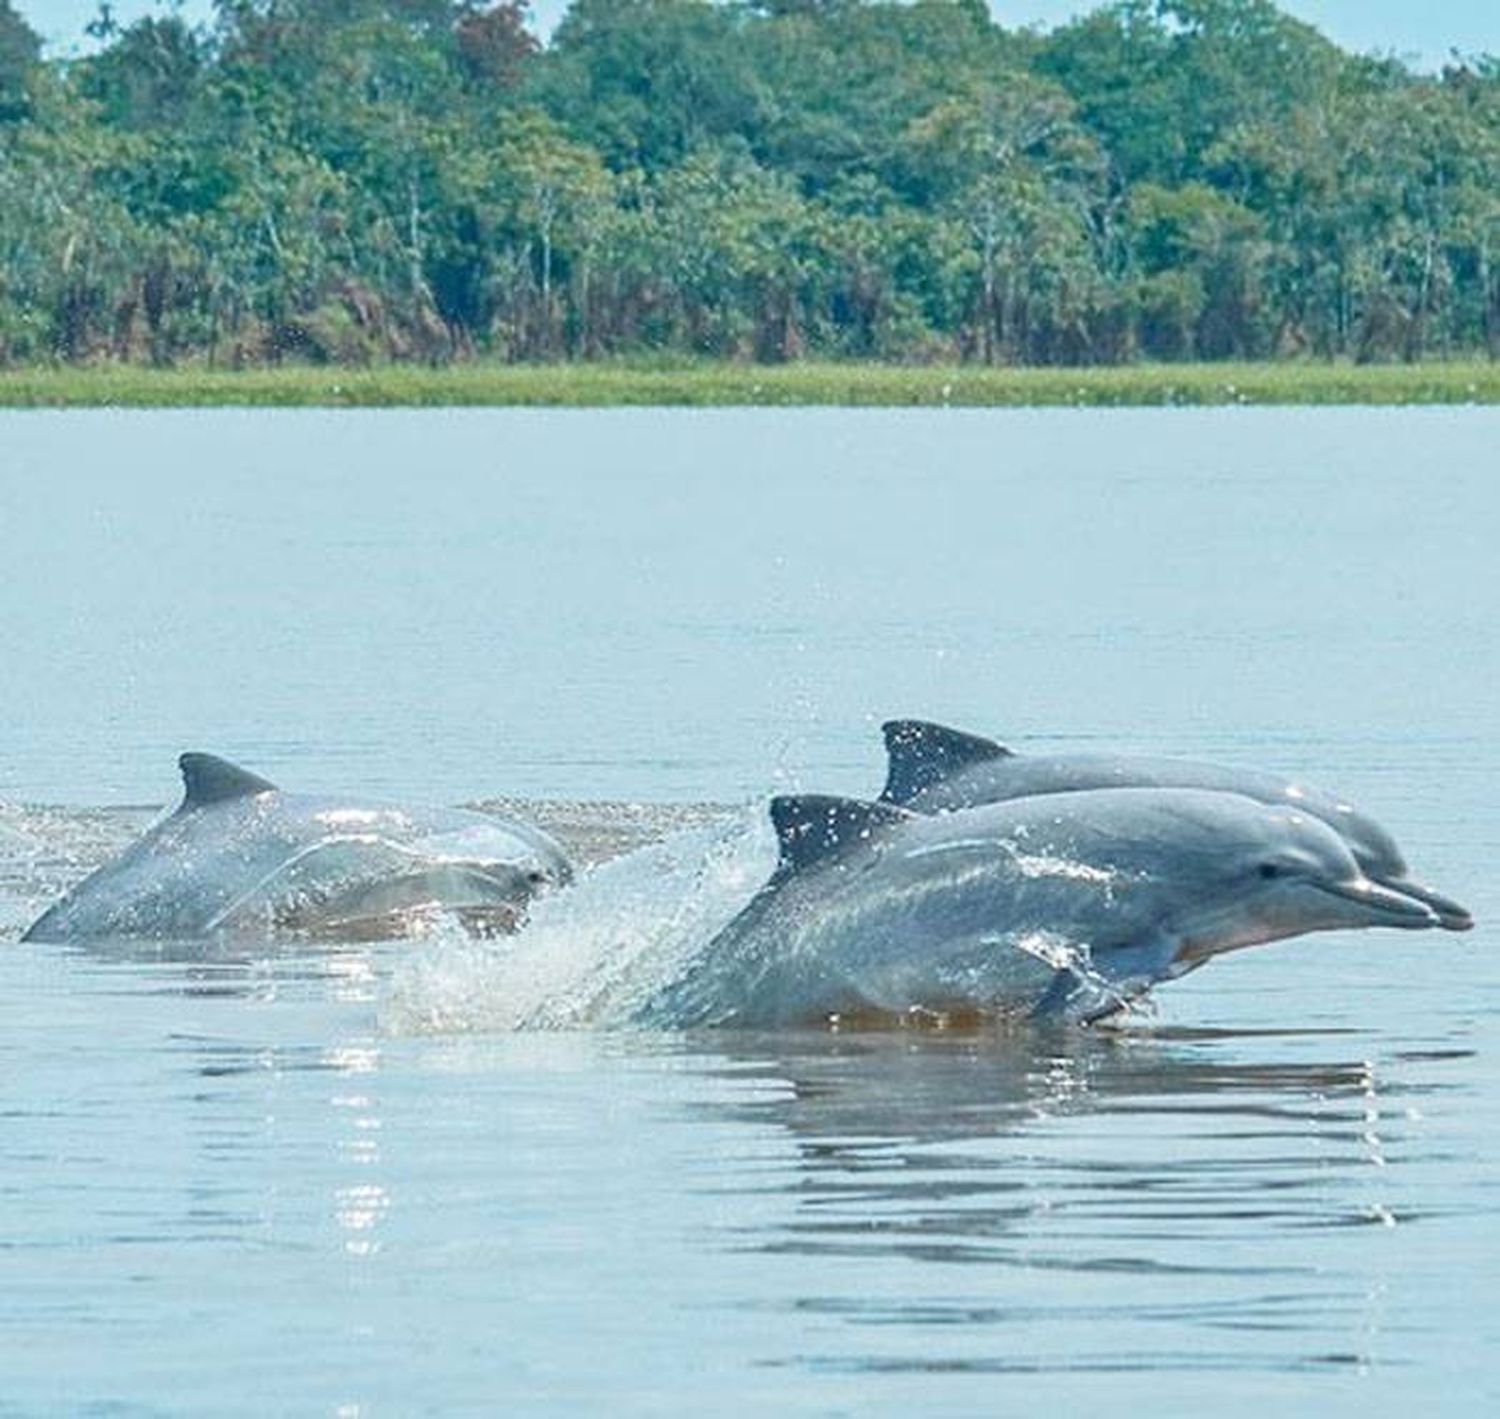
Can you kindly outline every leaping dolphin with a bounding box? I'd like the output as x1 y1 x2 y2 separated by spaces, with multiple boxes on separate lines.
636 788 1441 1029
880 720 1472 932
22 752 572 944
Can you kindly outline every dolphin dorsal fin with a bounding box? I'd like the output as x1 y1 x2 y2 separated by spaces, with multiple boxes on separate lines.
178 752 277 809
879 719 1014 804
770 795 912 875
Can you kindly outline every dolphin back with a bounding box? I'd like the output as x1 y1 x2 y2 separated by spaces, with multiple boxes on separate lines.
23 753 573 944
874 721 1445 907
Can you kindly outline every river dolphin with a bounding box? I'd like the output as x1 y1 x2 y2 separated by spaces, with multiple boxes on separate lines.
880 720 1472 932
23 752 573 944
637 788 1441 1029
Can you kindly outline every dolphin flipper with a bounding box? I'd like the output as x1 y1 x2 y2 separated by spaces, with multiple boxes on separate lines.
1030 968 1129 1024
880 720 1013 805
1029 928 1182 1024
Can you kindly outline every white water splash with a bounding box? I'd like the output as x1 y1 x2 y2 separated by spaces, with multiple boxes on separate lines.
0 803 155 940
0 809 31 855
904 836 1123 887
1008 930 1094 974
1009 851 1119 885
382 804 777 1035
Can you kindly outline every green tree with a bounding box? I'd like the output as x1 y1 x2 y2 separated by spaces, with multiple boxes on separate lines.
1040 0 1343 185
0 0 40 123
78 15 207 129
0 0 1497 370
903 77 1106 361
534 0 763 171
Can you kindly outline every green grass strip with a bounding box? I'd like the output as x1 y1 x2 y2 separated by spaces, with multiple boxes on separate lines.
1 360 1497 408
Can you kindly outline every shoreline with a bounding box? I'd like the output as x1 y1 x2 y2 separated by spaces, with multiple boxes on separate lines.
1 360 1497 409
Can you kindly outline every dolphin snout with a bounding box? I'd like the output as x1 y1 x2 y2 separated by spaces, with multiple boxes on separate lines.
1377 877 1473 932
1318 877 1441 929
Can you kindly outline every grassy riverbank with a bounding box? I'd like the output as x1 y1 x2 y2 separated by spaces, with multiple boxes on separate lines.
1 360 1497 409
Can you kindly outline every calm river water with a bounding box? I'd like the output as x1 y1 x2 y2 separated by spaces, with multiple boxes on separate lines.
1 407 1496 1414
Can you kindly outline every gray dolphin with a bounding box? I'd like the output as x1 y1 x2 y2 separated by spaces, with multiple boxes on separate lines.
23 753 572 944
880 720 1472 932
636 788 1440 1029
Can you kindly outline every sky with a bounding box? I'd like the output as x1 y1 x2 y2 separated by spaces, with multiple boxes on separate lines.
17 0 1500 69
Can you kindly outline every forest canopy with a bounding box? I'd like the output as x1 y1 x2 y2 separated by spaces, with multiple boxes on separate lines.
1 0 1496 367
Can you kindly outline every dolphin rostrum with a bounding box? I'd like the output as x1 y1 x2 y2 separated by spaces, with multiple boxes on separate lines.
23 752 572 944
880 720 1472 932
636 788 1441 1029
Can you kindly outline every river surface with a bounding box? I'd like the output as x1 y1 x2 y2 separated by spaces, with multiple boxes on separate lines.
1 407 1496 1414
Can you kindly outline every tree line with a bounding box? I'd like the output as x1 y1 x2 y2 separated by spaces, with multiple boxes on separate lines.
1 0 1497 368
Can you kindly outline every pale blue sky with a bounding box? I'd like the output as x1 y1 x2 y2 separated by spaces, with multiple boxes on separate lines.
19 0 1500 68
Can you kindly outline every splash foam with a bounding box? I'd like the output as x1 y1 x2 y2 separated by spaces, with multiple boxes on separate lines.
382 804 776 1034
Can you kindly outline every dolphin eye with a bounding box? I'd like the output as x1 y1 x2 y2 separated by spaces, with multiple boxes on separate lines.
1257 863 1283 880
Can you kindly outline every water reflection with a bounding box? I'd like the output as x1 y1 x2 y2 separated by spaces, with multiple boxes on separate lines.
177 1027 391 1267
663 1027 1471 1379
61 940 394 1005
695 1026 1400 1149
